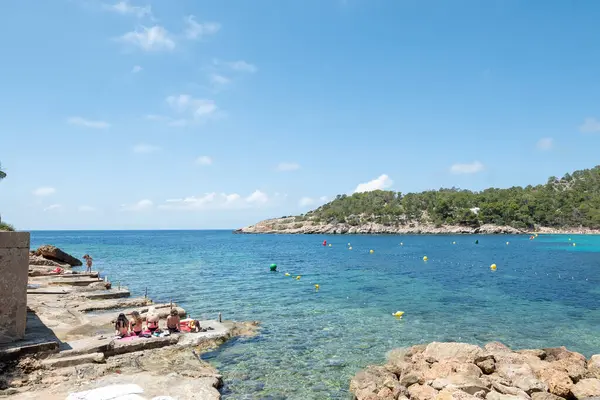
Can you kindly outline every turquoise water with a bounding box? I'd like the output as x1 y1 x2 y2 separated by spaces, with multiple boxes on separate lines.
30 231 600 399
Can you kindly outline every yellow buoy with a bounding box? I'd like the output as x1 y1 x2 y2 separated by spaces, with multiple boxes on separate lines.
285 272 290 277
315 284 319 290
296 275 301 280
452 241 456 245
349 246 353 250
369 249 374 254
423 256 428 261
568 238 572 241
490 264 497 271
400 242 404 246
506 242 509 245
328 244 332 247
392 311 404 318
347 243 351 246
573 243 576 247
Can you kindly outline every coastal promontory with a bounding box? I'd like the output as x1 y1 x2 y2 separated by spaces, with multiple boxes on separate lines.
237 166 600 235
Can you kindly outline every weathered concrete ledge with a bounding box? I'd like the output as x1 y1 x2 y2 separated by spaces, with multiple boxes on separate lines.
350 341 600 400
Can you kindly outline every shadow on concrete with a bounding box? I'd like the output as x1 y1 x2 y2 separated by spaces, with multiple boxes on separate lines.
0 310 71 361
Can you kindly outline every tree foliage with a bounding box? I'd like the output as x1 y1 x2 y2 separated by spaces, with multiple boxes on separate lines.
305 165 600 229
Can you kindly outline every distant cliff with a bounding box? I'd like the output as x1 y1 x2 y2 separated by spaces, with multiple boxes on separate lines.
237 166 600 235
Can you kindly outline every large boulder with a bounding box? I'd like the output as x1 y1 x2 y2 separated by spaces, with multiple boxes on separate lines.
486 392 524 400
29 254 65 267
33 245 82 266
496 363 548 394
423 343 484 364
570 378 600 399
588 355 600 379
537 368 573 397
430 374 490 395
408 383 438 400
530 393 566 400
350 365 402 400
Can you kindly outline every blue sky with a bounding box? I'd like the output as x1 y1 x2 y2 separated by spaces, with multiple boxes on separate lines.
1 0 600 230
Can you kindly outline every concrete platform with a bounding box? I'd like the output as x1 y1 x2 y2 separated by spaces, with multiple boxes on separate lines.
77 297 152 312
0 340 59 361
41 352 105 368
48 278 103 287
27 289 72 295
81 288 130 300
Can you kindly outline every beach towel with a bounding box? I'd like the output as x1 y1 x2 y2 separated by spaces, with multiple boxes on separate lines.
66 383 143 400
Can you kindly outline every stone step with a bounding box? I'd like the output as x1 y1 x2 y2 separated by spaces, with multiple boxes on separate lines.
0 340 59 361
81 288 130 300
77 297 152 312
42 352 105 368
48 278 103 287
27 288 72 295
106 335 179 357
50 272 99 279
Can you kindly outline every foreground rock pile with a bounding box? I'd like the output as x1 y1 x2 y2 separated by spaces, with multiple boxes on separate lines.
350 342 600 400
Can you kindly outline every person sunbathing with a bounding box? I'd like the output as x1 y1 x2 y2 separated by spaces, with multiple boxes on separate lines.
129 311 143 336
146 307 160 333
166 308 181 333
115 313 129 338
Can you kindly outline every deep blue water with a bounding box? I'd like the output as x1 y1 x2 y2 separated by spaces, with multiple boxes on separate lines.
30 231 600 399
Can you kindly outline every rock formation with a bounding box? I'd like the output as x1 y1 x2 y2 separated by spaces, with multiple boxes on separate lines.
32 245 82 266
350 342 600 400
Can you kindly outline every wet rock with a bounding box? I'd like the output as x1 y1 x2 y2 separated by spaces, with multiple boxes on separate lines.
571 379 600 399
423 343 484 364
537 368 573 397
408 383 438 400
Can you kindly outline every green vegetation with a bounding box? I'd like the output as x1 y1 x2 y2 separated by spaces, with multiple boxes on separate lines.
0 163 5 181
304 166 600 230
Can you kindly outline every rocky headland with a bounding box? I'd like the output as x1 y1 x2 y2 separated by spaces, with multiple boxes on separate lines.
350 341 600 400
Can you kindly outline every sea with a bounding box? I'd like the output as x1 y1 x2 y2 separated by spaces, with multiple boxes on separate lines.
30 231 600 400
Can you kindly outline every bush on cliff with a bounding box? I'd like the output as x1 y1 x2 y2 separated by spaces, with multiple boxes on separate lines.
0 222 15 231
306 165 600 229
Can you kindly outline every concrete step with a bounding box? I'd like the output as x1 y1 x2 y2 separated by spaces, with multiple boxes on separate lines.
107 335 179 357
77 297 152 312
27 288 72 295
42 352 105 368
51 272 99 279
48 278 103 287
0 340 59 361
81 288 130 300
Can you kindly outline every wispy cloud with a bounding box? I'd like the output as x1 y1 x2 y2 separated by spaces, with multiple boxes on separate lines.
33 187 56 197
78 205 97 212
450 161 484 174
225 60 257 73
580 117 600 133
166 94 218 119
67 116 110 129
43 204 62 212
184 15 220 40
195 156 213 165
118 26 175 51
354 174 393 193
536 137 554 151
104 1 152 18
276 162 300 172
210 74 231 86
132 65 142 73
121 199 153 211
159 190 270 211
132 143 161 154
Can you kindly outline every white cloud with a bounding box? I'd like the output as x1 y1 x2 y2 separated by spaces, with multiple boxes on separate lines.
354 174 393 193
195 156 213 165
160 190 270 211
536 137 554 151
580 117 600 133
184 15 220 40
210 74 230 85
67 116 110 129
43 204 61 212
166 94 217 118
132 143 161 154
78 205 97 212
246 190 269 204
33 187 56 197
450 161 484 175
225 60 257 73
122 199 153 211
277 162 300 171
299 197 315 207
104 1 152 18
119 26 175 51
132 65 142 73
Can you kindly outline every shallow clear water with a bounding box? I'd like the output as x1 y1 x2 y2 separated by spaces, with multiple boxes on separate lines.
30 231 600 399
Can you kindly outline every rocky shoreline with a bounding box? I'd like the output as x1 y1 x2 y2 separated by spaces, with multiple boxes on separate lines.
235 218 600 235
350 341 600 400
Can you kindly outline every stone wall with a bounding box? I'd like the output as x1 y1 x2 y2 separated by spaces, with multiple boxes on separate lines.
0 232 30 344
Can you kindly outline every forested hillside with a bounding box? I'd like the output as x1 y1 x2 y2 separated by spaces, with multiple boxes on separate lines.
303 166 600 230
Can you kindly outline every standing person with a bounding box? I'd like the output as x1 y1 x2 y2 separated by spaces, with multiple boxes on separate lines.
83 254 93 273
